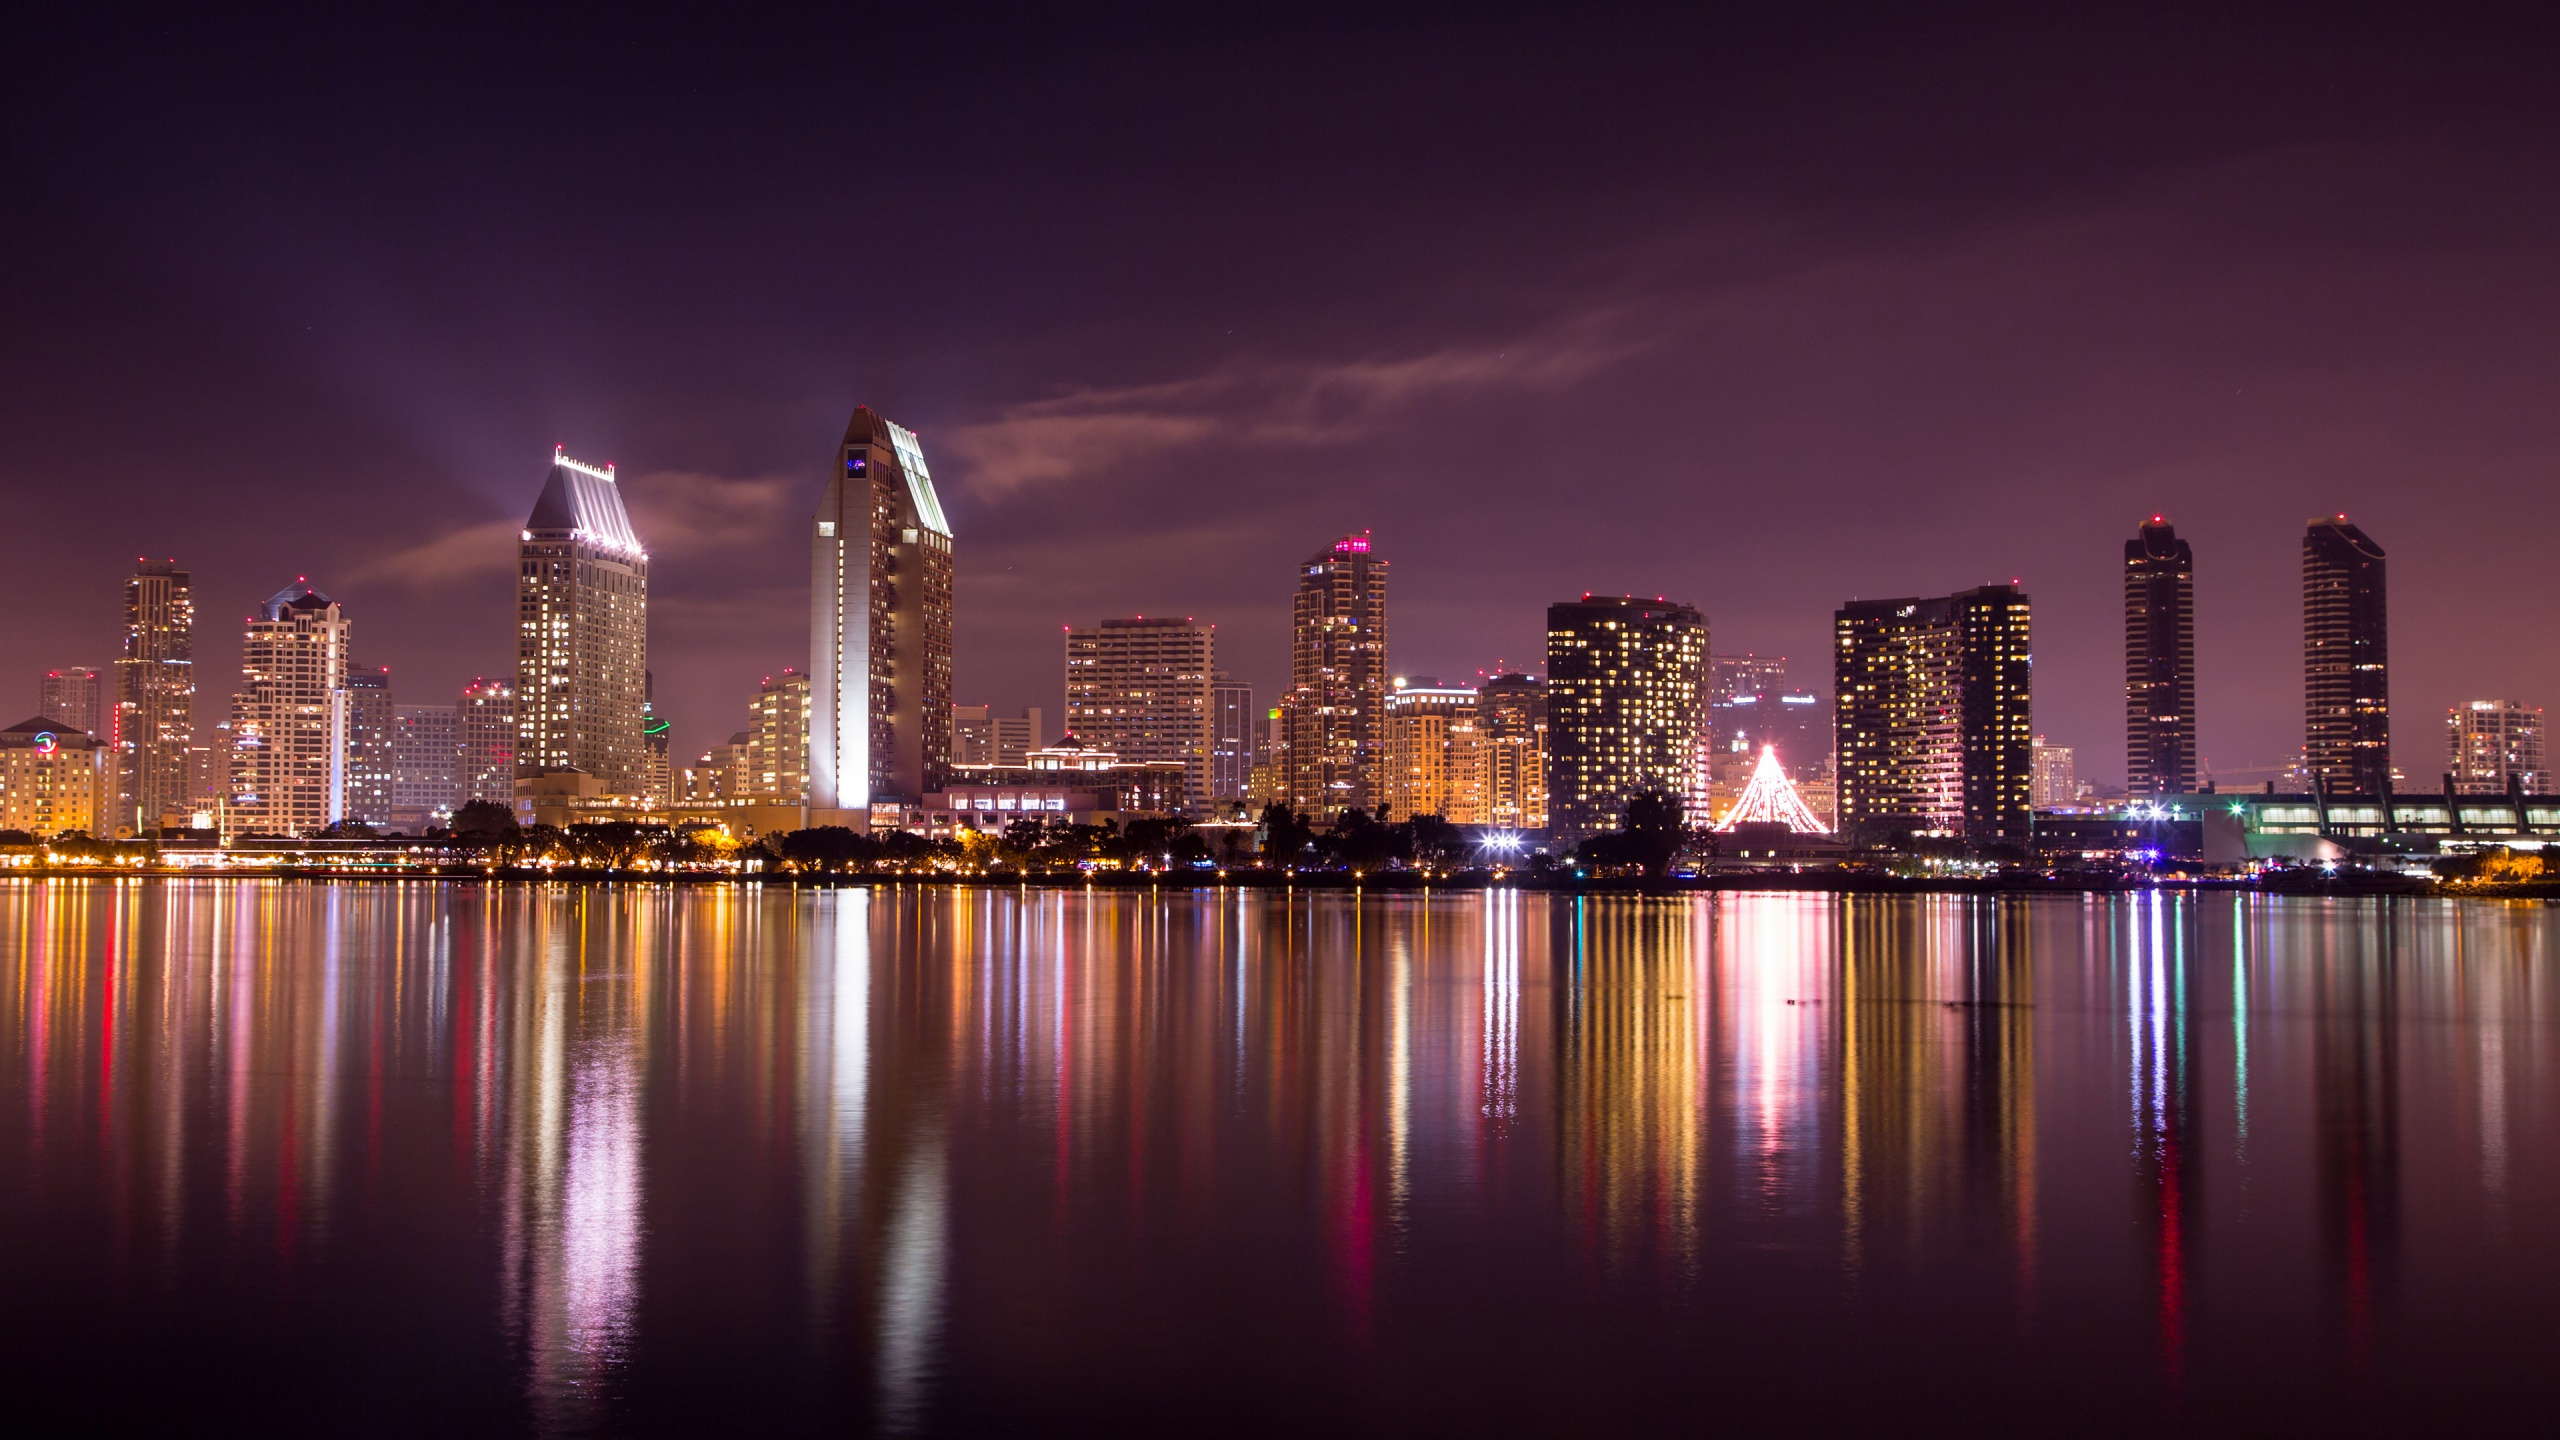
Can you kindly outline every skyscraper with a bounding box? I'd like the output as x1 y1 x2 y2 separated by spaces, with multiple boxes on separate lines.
2124 516 2197 797
38 667 102 736
1282 534 1389 816
1545 596 1708 843
459 678 516 806
1478 671 1549 831
1066 617 1214 806
228 582 350 837
2303 516 2389 797
1382 680 1485 822
2448 700 2545 793
391 703 461 832
338 663 395 827
113 559 194 834
1210 678 1255 802
750 668 811 801
517 447 649 796
1834 584 2032 841
2030 735 2077 809
810 407 955 822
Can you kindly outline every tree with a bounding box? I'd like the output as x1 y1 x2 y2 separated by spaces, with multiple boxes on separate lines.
1259 804 1311 870
1576 790 1686 879
451 799 518 837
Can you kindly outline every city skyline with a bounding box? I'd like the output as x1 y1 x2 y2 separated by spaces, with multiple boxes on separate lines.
13 11 2560 791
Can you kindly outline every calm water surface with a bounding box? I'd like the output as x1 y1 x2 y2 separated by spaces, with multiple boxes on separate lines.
5 881 2558 1436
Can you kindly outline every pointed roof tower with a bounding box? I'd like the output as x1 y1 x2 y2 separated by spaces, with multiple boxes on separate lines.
527 447 645 557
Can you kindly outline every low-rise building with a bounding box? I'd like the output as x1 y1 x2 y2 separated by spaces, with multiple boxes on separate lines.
0 717 113 837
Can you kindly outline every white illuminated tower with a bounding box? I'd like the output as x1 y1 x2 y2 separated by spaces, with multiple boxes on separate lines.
228 581 350 837
810 408 954 824
516 448 650 795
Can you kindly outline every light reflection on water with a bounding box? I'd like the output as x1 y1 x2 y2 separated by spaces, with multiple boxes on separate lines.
5 880 2560 1437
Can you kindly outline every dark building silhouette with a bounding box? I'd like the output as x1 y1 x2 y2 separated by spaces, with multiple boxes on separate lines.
1545 595 1707 842
1834 584 2032 842
2124 517 2197 797
2303 517 2389 798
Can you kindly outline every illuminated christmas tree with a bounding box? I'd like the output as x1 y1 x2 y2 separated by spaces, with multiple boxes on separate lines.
1712 744 1827 834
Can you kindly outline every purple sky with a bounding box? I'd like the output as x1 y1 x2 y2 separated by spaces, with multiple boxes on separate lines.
7 5 2560 785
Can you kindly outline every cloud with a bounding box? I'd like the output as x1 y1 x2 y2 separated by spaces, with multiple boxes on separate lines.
620 469 801 558
941 304 1658 497
358 518 521 587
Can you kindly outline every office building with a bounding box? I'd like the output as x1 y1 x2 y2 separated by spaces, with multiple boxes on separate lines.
1546 596 1708 842
1066 617 1214 806
0 718 112 837
952 704 995 766
518 447 650 795
228 582 351 838
1210 678 1255 802
683 733 754 802
2030 735 2077 809
1382 680 1485 823
391 703 461 832
810 407 955 822
2125 516 2197 797
1709 653 1787 707
113 559 195 834
1282 534 1389 816
1478 672 1549 831
337 663 395 828
2449 701 2546 793
2303 516 2390 798
38 667 102 736
750 668 812 801
643 671 672 807
1834 585 2033 841
459 677 516 806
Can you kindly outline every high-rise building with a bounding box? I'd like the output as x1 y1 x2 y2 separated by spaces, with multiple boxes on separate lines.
38 667 103 736
337 663 395 827
2125 516 2197 797
811 407 956 822
518 448 650 795
1065 617 1214 806
113 559 195 834
459 678 516 805
750 668 812 801
952 704 995 766
1478 672 1549 831
1709 653 1788 708
993 708 1045 767
0 718 112 838
1382 680 1486 823
1545 596 1708 842
228 582 351 838
1210 678 1255 802
1283 534 1389 816
2303 516 2389 798
391 703 462 832
2448 700 2546 793
1834 585 2033 841
2030 735 2077 809
642 671 672 807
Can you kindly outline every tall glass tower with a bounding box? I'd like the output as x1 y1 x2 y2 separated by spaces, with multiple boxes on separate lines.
2124 517 2196 797
114 559 195 834
516 449 650 796
1282 535 1389 817
2302 515 2389 798
810 408 955 822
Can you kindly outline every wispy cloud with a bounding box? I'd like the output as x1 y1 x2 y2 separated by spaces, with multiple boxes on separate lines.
359 467 803 587
359 518 521 587
942 304 1659 497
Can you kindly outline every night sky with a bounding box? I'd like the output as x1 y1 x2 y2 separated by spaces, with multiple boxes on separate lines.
8 4 2560 785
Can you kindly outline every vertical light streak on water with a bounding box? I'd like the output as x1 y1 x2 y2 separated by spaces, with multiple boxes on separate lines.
876 1136 949 1436
2233 895 2250 1172
1481 890 1518 1130
1233 888 1247 1106
225 888 258 1229
560 1031 641 1369
1388 928 1411 1243
2477 919 2509 1229
802 890 872 1325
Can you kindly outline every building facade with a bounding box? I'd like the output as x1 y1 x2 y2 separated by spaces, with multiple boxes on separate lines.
459 678 516 806
517 448 650 795
2125 516 2197 797
2448 700 2546 793
750 668 811 802
1210 678 1255 802
1478 672 1549 831
811 407 955 820
339 663 395 827
114 559 195 834
228 583 351 838
952 704 995 766
391 703 461 832
1283 534 1389 816
2303 516 2389 798
1382 682 1485 823
0 718 111 837
2030 735 2077 809
1065 617 1214 806
1545 596 1708 842
1834 585 2033 841
38 667 103 737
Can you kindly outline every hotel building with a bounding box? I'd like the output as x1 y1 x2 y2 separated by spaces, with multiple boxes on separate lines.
1834 584 2032 841
2303 516 2390 798
113 559 195 834
517 448 650 796
810 407 955 823
1066 617 1215 807
1545 596 1708 842
228 582 351 837
2125 517 2198 797
1282 534 1389 816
